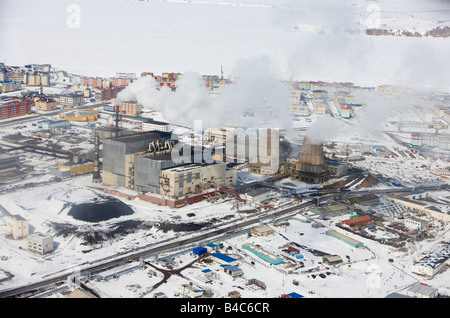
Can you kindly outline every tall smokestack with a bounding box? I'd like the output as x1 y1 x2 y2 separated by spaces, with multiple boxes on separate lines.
92 133 101 183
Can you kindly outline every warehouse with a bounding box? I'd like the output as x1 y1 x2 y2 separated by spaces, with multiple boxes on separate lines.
40 119 71 130
325 230 364 248
210 253 238 266
411 242 450 277
250 225 274 237
242 243 284 265
241 188 272 204
310 203 349 218
341 215 372 227
220 265 243 277
407 283 438 298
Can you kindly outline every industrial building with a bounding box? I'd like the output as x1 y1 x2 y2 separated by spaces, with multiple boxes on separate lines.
250 225 274 236
411 242 450 277
341 215 372 227
325 159 349 178
291 137 329 184
404 217 429 231
40 119 71 130
159 161 234 198
0 154 20 173
141 120 171 132
210 253 238 266
310 203 349 218
60 109 98 122
242 243 284 265
102 131 237 201
325 230 364 248
241 188 272 204
27 232 53 254
407 283 439 298
5 215 29 240
102 131 178 193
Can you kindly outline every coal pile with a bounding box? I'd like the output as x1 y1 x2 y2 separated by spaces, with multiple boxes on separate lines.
68 198 134 223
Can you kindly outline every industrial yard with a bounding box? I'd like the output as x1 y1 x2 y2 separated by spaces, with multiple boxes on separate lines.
0 0 450 301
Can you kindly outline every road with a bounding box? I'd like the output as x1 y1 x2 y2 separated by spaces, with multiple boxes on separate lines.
0 199 314 298
0 182 447 298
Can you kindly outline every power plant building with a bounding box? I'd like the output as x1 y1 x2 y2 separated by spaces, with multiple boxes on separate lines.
102 131 235 199
291 137 329 184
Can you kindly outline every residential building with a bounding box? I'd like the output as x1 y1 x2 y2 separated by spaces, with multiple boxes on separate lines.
35 98 57 111
5 215 29 239
0 99 31 119
95 86 125 101
0 80 22 93
27 232 53 254
116 101 142 116
57 93 84 107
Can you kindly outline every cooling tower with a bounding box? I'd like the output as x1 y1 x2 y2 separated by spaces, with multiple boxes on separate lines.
291 137 329 184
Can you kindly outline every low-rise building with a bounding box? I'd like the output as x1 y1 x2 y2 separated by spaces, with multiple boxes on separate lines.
5 215 29 239
27 232 53 254
405 216 429 231
250 225 274 237
241 188 272 204
210 253 238 266
220 265 243 277
407 283 438 298
141 120 171 132
411 242 450 277
40 119 71 129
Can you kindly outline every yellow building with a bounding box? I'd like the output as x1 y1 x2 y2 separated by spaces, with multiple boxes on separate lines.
60 109 98 122
58 162 95 175
5 215 29 239
35 98 57 111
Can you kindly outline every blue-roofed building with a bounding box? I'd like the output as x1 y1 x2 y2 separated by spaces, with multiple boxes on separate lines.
220 264 243 277
285 292 304 298
205 243 220 253
201 269 213 277
211 252 238 266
